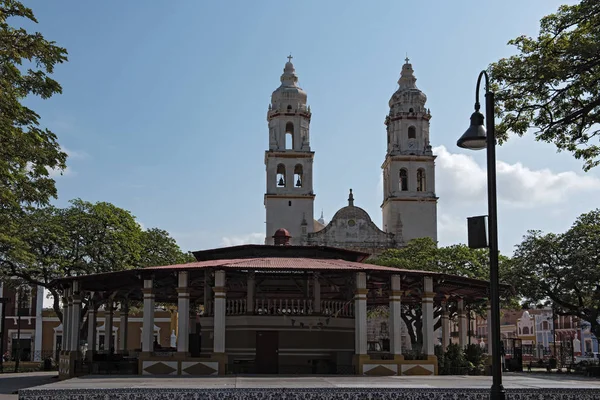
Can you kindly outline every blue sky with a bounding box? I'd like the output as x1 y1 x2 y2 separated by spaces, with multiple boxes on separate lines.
22 0 597 257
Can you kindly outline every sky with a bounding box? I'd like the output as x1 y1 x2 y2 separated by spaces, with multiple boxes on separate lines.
19 0 597 264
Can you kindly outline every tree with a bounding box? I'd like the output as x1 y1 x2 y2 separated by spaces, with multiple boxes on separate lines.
489 0 600 171
0 199 143 321
0 1 68 253
369 238 515 347
512 210 600 339
139 228 195 268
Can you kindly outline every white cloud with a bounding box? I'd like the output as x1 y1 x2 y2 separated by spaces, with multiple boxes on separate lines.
46 165 74 178
437 212 467 247
62 146 89 160
221 232 264 247
434 145 600 208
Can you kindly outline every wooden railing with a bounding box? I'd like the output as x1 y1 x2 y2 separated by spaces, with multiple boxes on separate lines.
203 299 354 317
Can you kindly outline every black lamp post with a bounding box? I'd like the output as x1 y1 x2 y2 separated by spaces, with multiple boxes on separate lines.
457 70 505 400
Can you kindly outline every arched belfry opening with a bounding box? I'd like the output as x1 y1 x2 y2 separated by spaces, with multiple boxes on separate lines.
408 126 416 139
276 164 286 187
285 122 294 150
294 164 303 187
417 168 426 191
399 169 408 191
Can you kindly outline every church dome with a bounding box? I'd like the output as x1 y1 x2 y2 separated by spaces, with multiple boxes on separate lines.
388 58 427 113
271 56 308 112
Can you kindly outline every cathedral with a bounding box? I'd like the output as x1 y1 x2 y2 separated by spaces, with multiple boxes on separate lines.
264 56 437 254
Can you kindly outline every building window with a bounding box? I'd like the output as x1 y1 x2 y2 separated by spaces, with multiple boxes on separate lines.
399 169 408 191
542 321 548 330
294 164 303 188
417 168 426 192
522 326 529 335
276 164 286 187
408 126 416 139
287 105 292 111
288 201 292 206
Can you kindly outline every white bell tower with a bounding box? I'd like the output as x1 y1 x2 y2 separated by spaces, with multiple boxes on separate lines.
264 56 315 245
381 58 438 243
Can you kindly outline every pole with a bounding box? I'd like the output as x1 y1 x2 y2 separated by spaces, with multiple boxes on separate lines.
485 88 505 400
14 287 22 373
0 298 8 373
553 307 557 360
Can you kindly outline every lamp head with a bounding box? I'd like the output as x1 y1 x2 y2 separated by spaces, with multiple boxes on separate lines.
457 110 487 150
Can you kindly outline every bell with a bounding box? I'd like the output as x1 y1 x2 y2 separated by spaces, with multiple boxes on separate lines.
278 177 285 186
296 177 302 187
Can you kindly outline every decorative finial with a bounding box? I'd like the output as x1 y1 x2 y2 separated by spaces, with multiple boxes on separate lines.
287 54 293 63
348 188 354 207
405 54 410 64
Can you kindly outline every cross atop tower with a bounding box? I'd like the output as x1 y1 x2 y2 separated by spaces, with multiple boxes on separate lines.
405 54 410 64
287 54 293 63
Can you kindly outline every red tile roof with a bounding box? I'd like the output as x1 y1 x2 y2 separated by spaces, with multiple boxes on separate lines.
144 257 426 274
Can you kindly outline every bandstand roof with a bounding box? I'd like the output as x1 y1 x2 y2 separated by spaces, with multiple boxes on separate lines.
50 245 510 305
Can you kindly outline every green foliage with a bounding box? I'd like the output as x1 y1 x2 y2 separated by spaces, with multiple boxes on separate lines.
489 0 600 171
512 209 600 339
139 228 195 267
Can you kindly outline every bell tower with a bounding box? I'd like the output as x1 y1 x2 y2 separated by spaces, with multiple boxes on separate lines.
381 58 438 243
264 56 315 245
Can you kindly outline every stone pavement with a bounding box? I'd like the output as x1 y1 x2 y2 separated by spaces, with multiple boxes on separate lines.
0 372 57 400
17 373 600 399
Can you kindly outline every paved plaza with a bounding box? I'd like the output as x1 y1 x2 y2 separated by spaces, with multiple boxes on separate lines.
14 373 600 399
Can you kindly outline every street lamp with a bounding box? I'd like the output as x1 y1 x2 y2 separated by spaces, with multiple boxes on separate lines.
457 70 505 400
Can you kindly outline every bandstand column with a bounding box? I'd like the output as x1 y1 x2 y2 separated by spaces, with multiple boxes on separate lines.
313 273 321 313
61 292 70 352
87 302 97 360
213 270 226 354
389 274 402 356
105 301 114 352
119 301 129 353
142 279 155 353
421 276 435 356
354 272 367 356
441 301 450 350
177 271 190 353
458 298 468 348
246 272 255 315
70 281 82 353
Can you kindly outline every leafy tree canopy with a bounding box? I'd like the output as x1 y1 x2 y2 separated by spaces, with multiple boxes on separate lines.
0 199 192 321
490 0 600 171
512 209 600 338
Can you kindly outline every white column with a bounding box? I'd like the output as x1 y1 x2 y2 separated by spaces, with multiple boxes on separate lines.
142 279 155 352
389 274 402 356
70 281 82 353
177 271 190 353
105 302 114 352
204 270 211 315
458 298 467 348
313 273 321 313
33 286 44 361
213 270 226 354
246 272 255 314
61 293 69 351
119 302 129 353
354 272 367 355
487 304 493 354
87 304 97 360
441 301 450 351
421 276 435 356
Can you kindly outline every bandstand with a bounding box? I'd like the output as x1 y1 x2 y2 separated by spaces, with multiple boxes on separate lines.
53 237 497 380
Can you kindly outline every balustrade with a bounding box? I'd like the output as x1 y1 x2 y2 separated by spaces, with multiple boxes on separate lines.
200 299 354 317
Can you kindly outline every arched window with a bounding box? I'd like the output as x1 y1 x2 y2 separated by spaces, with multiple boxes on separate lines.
399 169 408 191
417 168 426 192
287 104 292 111
285 122 294 150
523 327 530 335
276 164 286 187
408 126 416 139
293 164 303 187
409 108 414 113
542 321 548 330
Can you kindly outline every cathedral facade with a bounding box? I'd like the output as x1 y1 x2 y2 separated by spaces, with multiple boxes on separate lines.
264 57 437 253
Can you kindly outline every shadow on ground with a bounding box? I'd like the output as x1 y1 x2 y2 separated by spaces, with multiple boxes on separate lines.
0 372 57 395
